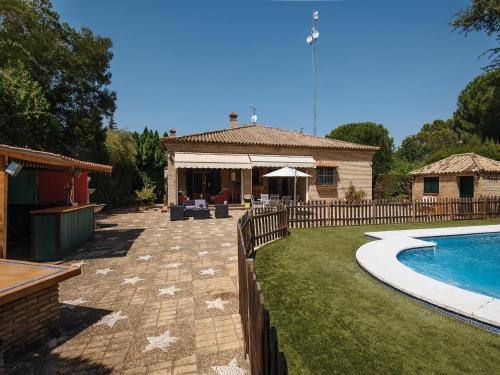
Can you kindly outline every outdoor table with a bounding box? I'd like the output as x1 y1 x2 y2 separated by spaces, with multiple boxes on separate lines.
0 259 80 359
193 208 211 220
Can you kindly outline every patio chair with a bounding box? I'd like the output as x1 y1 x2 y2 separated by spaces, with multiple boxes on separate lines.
260 194 270 205
251 195 263 209
215 203 230 218
270 194 281 208
170 205 185 221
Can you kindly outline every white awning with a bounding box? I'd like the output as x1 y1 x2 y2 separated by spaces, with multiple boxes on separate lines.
174 152 251 169
262 167 312 178
249 155 316 168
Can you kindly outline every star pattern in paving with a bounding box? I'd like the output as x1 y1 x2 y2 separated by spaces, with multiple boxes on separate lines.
96 267 114 275
170 245 182 250
61 297 89 309
206 298 229 310
222 242 232 247
137 255 152 261
200 268 217 276
123 276 144 285
198 251 209 257
70 260 86 267
211 358 246 375
143 330 178 352
96 311 128 328
164 262 183 268
158 285 181 296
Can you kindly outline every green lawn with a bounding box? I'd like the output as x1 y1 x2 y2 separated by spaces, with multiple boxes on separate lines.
254 219 500 375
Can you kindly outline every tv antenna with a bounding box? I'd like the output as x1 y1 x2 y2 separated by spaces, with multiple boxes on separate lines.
306 10 320 136
249 104 258 124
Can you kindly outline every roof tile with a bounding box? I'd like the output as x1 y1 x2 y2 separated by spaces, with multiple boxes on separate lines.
411 153 500 175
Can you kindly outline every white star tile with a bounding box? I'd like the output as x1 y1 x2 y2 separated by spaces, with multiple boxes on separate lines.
158 285 181 296
96 267 114 275
137 255 153 261
70 261 86 267
206 298 229 310
221 242 232 247
197 251 209 257
122 276 143 285
96 311 128 328
61 297 88 309
212 358 245 375
143 330 178 352
170 245 182 250
164 262 183 269
200 268 217 276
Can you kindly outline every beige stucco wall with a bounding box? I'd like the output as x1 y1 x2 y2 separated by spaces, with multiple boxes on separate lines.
164 142 375 205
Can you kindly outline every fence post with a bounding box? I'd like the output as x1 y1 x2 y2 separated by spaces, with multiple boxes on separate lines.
412 199 416 223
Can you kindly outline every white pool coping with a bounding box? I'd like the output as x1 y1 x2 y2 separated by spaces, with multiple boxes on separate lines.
356 225 500 328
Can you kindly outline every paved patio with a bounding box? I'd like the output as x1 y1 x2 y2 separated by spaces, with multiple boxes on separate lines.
5 207 247 374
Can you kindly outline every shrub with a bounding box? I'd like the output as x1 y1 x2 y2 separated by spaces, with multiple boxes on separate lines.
344 183 366 202
135 184 156 206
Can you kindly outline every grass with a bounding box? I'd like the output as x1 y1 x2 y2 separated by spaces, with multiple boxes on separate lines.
254 219 500 375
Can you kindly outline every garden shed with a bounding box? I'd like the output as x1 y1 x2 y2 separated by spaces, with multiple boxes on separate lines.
411 153 500 199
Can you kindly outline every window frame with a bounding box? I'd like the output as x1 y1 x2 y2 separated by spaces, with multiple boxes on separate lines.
316 167 337 186
423 176 439 194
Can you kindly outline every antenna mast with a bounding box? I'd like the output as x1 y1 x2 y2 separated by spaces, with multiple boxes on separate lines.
306 10 320 136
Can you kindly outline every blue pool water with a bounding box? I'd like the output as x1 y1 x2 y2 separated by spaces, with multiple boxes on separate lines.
397 232 500 299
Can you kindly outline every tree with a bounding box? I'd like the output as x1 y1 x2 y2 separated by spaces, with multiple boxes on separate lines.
134 127 166 201
91 129 138 206
397 119 472 163
454 70 500 141
451 0 500 70
0 0 116 161
326 122 394 176
0 63 61 150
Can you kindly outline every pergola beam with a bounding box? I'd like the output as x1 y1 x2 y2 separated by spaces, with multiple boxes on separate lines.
0 155 8 258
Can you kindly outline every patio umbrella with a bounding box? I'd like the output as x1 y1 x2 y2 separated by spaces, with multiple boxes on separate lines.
262 166 312 204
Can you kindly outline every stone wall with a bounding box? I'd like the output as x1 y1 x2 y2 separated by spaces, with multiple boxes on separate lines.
163 143 375 204
0 284 60 358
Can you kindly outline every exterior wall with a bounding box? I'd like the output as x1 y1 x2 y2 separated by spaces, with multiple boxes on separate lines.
0 284 59 358
163 142 375 204
412 174 472 199
476 174 500 196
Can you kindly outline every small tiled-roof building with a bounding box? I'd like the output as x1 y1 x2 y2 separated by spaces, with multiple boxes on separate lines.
161 113 378 205
410 153 500 199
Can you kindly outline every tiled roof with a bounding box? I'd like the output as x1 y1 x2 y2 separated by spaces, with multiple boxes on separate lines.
316 160 339 167
162 124 378 151
411 153 500 175
0 144 112 173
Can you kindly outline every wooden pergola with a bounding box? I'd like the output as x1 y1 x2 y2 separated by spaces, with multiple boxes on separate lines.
0 144 112 259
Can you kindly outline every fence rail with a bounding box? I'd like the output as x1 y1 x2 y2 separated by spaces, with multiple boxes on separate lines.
238 210 288 375
287 196 500 228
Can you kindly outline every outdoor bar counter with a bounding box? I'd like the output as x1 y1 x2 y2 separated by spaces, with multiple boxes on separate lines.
30 204 95 261
0 259 80 360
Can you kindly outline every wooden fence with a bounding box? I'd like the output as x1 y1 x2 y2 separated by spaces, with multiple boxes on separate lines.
238 210 288 375
287 197 500 228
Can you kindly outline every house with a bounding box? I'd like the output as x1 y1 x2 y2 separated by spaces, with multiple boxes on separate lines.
161 113 378 205
411 153 500 199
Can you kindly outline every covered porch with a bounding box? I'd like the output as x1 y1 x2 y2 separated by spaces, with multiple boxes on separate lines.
168 152 315 205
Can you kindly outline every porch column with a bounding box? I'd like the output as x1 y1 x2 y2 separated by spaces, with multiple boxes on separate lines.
0 155 8 258
306 176 309 203
166 151 177 206
240 169 244 204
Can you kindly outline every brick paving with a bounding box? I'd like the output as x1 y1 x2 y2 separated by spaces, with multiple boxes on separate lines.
5 207 247 374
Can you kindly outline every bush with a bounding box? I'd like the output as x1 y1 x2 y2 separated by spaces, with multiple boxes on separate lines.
344 183 366 202
374 174 413 200
135 184 156 206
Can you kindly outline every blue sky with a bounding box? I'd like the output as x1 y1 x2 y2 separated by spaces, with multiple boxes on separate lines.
53 0 495 145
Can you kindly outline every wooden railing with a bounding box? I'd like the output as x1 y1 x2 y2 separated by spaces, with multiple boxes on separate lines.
287 197 500 228
238 210 288 375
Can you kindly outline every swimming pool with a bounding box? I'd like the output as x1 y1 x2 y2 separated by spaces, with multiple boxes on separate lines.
398 232 500 299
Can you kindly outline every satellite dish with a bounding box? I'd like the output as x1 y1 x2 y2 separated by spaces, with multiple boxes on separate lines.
306 35 313 44
251 114 257 124
312 29 320 39
313 10 319 20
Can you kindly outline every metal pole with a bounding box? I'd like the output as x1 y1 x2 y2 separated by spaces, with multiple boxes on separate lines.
312 41 317 136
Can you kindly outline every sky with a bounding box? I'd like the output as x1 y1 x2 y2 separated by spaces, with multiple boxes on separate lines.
52 0 496 145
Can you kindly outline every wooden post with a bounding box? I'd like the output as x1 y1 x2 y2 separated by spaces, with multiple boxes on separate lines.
0 155 8 259
412 199 416 223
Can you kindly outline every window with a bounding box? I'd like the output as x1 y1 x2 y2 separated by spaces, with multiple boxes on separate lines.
316 167 337 185
424 177 439 194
